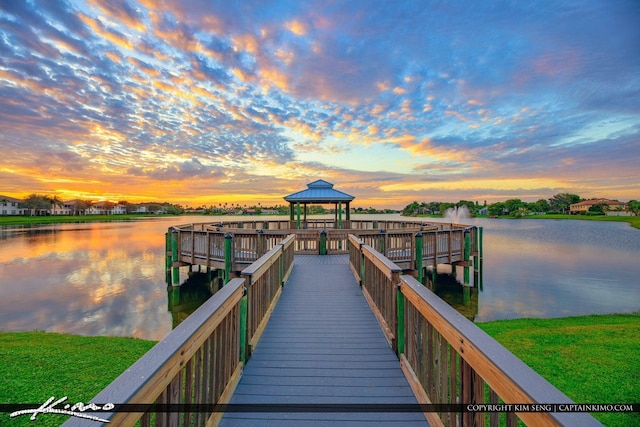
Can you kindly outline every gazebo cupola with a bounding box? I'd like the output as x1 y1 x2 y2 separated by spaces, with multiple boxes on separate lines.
284 180 355 227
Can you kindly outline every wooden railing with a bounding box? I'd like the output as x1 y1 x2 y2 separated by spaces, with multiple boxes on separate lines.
242 234 294 357
169 220 477 279
63 278 246 427
65 235 295 427
347 235 603 427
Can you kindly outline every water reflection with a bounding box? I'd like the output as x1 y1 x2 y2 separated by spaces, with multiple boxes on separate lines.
0 219 176 340
167 272 222 328
0 215 638 340
425 271 479 321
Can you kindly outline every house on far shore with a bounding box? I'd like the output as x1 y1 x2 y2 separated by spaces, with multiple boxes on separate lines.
569 198 627 215
87 201 127 215
0 196 28 215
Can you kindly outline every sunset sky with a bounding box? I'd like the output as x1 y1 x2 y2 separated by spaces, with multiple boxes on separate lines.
1 0 638 208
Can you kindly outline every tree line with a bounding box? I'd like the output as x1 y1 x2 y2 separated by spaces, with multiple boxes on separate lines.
402 193 640 217
11 194 184 215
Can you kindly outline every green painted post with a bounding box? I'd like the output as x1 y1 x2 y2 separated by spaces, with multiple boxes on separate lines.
338 201 343 229
296 202 301 229
319 230 327 255
171 228 179 285
239 292 248 364
479 226 484 258
464 229 471 285
473 227 480 273
396 285 405 355
415 232 423 283
224 233 233 284
165 232 172 285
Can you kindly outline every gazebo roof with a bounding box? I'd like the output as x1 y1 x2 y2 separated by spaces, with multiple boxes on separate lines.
284 180 355 203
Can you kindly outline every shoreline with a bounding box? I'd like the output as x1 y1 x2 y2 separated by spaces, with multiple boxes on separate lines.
2 212 638 230
410 212 640 230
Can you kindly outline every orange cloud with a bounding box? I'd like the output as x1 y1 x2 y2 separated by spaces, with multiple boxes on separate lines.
78 13 133 50
285 20 308 36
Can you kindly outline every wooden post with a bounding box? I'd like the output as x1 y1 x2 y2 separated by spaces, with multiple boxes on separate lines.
171 228 179 285
415 232 423 283
379 229 386 255
258 229 266 257
224 233 233 284
359 243 365 287
296 202 301 229
396 284 405 356
464 229 471 285
338 201 343 229
239 291 248 364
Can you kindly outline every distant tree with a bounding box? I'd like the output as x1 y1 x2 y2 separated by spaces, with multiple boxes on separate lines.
549 193 581 214
504 198 525 214
529 198 551 213
164 203 184 215
47 195 64 215
402 201 421 216
628 200 640 216
488 202 506 216
21 194 52 215
588 203 608 214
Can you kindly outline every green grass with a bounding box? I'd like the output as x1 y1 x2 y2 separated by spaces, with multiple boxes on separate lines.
0 214 170 226
478 313 640 427
522 213 640 230
0 332 156 426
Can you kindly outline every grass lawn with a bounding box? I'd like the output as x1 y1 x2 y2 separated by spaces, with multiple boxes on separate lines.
522 213 640 230
0 214 169 226
0 332 156 426
478 313 640 427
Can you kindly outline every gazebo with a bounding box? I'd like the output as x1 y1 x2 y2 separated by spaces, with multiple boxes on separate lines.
284 180 355 227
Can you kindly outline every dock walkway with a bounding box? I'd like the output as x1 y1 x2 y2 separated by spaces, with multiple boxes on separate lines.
219 255 428 426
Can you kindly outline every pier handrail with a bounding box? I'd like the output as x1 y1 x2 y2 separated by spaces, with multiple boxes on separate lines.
65 234 296 427
347 237 603 427
241 234 295 357
63 277 246 426
360 241 402 351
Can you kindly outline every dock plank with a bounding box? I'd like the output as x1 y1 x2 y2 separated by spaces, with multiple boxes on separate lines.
219 255 428 426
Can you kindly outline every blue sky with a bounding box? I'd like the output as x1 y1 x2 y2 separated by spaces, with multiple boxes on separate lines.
0 0 638 208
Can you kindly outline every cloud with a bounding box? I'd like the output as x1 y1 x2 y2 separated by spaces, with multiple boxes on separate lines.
0 0 638 207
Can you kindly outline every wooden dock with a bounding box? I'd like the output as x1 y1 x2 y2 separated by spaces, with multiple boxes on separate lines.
219 255 428 426
68 224 603 427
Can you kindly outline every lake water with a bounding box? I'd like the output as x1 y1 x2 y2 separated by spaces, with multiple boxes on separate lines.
0 215 638 341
